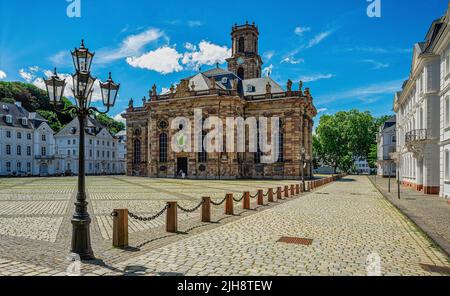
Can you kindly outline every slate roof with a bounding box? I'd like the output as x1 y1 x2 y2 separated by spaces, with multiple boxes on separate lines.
242 76 285 96
55 116 108 137
0 102 47 129
382 116 396 131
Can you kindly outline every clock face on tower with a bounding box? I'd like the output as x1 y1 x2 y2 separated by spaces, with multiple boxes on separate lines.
237 57 244 65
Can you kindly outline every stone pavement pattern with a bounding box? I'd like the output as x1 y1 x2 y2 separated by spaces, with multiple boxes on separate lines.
0 176 449 276
369 176 450 256
89 176 450 276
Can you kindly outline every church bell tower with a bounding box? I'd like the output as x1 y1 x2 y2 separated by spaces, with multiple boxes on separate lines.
227 22 263 80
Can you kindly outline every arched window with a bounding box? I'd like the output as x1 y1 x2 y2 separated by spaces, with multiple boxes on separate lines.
238 37 245 53
198 131 208 163
237 67 244 80
159 133 168 163
277 120 284 163
255 121 262 164
133 139 141 164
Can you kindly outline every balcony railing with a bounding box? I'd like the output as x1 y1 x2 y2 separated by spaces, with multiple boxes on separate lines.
405 129 430 144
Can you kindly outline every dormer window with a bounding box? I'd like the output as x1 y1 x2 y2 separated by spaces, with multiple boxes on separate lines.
247 85 255 92
21 118 28 126
2 105 9 111
5 115 12 124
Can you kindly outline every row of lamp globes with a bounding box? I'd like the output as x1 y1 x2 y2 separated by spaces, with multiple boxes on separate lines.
44 40 120 109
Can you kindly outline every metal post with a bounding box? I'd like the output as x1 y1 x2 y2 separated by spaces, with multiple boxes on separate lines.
225 194 234 215
257 190 264 206
201 197 211 223
112 209 128 248
243 192 250 210
277 187 282 200
290 185 295 196
166 202 178 233
268 188 274 202
71 112 94 260
284 185 289 198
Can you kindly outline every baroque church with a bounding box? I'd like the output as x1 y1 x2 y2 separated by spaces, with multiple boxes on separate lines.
123 23 317 179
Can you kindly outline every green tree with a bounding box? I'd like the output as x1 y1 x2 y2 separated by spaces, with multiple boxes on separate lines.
314 110 392 173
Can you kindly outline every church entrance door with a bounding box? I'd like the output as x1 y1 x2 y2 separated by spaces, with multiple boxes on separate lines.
177 158 188 177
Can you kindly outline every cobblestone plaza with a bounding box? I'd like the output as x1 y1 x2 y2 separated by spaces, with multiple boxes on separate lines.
0 175 449 276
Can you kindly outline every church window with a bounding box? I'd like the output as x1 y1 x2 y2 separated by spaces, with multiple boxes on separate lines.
238 37 245 53
159 133 168 163
198 131 208 163
247 85 254 92
133 139 141 164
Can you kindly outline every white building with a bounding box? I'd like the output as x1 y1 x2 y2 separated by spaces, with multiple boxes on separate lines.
0 101 56 176
377 116 397 177
394 6 446 195
354 158 371 175
54 117 125 175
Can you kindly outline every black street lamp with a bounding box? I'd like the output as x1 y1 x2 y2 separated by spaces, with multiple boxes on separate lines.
44 40 120 260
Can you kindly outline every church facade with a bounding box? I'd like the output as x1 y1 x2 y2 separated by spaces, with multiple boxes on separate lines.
123 23 317 179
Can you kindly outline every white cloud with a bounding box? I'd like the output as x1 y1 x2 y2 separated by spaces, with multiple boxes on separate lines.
187 20 203 27
262 64 274 77
317 79 405 104
281 57 304 64
317 108 328 113
0 70 6 80
49 51 69 66
298 73 334 83
307 31 332 48
184 42 197 51
33 69 103 102
113 112 126 123
362 59 390 70
126 46 183 74
19 69 34 82
97 28 166 64
263 51 275 61
294 26 311 36
182 41 231 69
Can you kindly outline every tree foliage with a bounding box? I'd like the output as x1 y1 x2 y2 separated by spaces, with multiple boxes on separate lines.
314 110 391 173
0 81 124 134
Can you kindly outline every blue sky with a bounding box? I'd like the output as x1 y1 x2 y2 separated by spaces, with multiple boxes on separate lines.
0 0 448 124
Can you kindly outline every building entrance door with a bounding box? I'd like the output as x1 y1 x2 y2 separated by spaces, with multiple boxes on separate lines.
177 158 188 177
39 163 48 176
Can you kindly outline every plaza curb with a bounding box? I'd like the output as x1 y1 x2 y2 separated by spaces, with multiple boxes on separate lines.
367 176 450 258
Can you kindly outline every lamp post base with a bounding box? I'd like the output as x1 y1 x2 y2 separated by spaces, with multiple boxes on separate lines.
71 217 95 261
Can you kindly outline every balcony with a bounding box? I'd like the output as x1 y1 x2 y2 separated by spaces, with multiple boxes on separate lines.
35 155 55 160
405 129 431 144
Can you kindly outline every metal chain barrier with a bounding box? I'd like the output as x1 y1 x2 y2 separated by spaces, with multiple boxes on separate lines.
128 204 170 221
211 196 227 206
177 201 204 213
250 192 258 199
233 193 245 202
263 190 270 197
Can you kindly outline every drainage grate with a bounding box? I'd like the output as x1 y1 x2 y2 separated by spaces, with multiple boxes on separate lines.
420 264 450 275
277 237 313 246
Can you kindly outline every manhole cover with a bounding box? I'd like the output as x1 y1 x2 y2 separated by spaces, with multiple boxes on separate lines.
316 192 330 195
420 264 450 275
277 237 313 246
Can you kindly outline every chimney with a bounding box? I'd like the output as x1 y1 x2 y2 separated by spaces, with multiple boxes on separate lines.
15 101 22 108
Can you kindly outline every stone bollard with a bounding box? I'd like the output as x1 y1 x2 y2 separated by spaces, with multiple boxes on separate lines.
290 185 295 196
300 183 304 193
257 190 264 206
268 188 274 202
296 184 300 195
243 192 251 210
225 193 234 215
201 197 211 223
166 202 178 233
284 185 289 198
277 187 282 200
112 209 129 248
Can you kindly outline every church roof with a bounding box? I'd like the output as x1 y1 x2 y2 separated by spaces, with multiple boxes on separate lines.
242 77 284 96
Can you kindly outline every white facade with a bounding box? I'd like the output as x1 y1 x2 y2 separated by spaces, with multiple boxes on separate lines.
354 158 371 175
377 116 397 177
394 5 449 195
0 102 55 176
54 117 125 175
